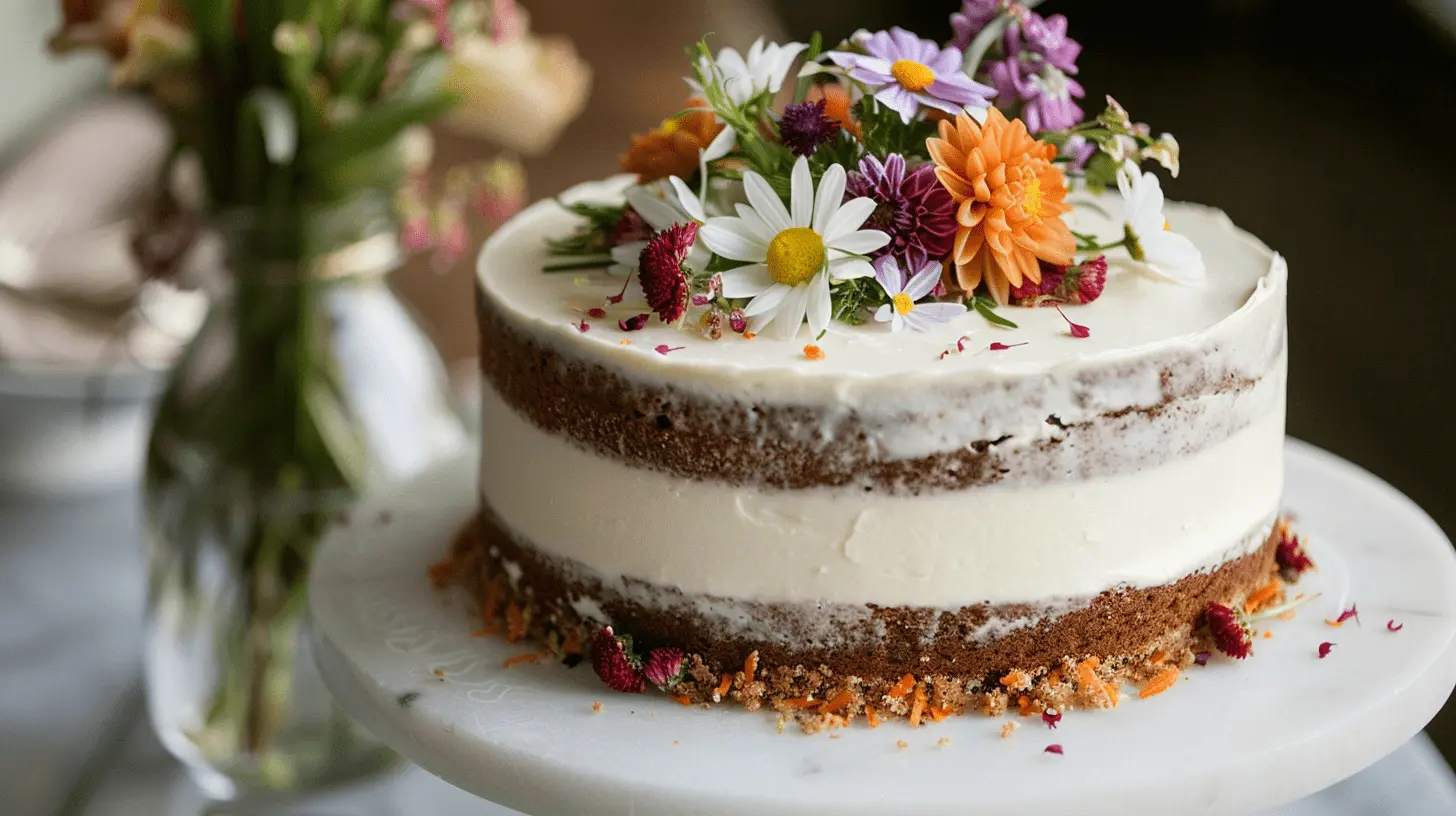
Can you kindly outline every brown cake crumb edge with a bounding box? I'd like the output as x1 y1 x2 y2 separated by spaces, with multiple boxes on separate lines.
430 516 1298 731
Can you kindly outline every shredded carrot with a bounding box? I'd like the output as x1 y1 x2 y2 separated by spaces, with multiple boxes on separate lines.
908 686 927 727
1103 680 1120 707
1076 660 1098 690
1047 668 1062 686
502 653 540 668
928 705 950 722
865 705 881 728
673 695 693 706
1244 579 1283 614
432 668 445 677
1017 694 1032 716
999 671 1028 689
1149 649 1167 665
1277 610 1298 621
505 603 526 642
427 558 456 588
618 338 632 345
1000 721 1017 739
887 673 916 699
743 651 759 683
1083 656 1101 669
470 623 500 638
562 629 582 655
802 344 825 361
1138 666 1181 699
481 582 504 625
713 674 733 699
819 690 853 715
742 332 757 340
1263 630 1273 639
782 697 821 710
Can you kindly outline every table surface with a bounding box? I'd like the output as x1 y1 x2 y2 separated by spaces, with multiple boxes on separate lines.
4 482 1456 816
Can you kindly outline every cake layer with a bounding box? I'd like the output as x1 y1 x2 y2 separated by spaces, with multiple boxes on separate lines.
457 509 1283 682
478 379 1284 607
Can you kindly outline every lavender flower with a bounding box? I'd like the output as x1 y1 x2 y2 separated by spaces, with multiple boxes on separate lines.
873 256 965 332
987 12 1085 134
825 28 993 124
950 0 1004 50
845 154 957 272
778 99 841 157
1021 13 1081 73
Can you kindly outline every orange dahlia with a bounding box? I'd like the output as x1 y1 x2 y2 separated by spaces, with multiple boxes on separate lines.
620 99 724 183
927 108 1075 304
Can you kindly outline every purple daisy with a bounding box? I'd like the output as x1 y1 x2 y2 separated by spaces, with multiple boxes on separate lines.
825 28 993 124
873 256 965 332
1020 12 1081 74
845 154 957 272
778 99 841 157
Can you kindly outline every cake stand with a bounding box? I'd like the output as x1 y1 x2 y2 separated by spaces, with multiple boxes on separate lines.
308 439 1456 815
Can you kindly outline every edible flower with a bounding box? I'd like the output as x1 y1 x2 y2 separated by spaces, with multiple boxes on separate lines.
620 99 725 183
700 157 888 338
825 28 993 123
1115 160 1205 285
779 99 841 158
691 38 807 107
846 154 958 272
638 223 699 324
927 108 1075 304
873 257 967 332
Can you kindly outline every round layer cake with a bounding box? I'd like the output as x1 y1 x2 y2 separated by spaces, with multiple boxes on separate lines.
454 176 1288 716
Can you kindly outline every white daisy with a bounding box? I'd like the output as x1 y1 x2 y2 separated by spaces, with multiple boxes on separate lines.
691 38 808 107
610 179 710 275
872 257 965 332
1116 161 1204 285
700 156 889 339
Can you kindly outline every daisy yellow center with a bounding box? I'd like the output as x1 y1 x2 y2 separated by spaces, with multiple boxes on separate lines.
890 60 936 93
660 116 681 134
766 227 825 286
1021 174 1044 218
893 293 915 315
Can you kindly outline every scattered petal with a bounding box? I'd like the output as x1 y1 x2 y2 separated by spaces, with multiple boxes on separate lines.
803 344 825 361
654 344 686 356
587 307 607 319
1042 708 1062 729
1044 744 1064 755
1193 651 1211 666
574 320 590 333
1054 304 1090 338
990 341 1029 351
1388 620 1404 632
618 314 650 332
1318 642 1336 659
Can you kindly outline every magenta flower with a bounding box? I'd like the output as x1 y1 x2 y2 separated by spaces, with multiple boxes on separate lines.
845 154 957 271
779 99 841 157
951 0 1005 50
1020 13 1081 73
826 28 993 123
988 57 1084 133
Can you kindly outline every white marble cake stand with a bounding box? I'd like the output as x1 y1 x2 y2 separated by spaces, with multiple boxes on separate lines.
309 439 1456 815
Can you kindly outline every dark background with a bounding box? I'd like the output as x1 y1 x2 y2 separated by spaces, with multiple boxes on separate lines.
407 0 1456 756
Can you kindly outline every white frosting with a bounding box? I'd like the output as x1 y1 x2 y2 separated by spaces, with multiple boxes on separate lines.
479 378 1284 607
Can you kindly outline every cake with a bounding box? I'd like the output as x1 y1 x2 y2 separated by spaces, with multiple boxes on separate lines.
438 5 1310 727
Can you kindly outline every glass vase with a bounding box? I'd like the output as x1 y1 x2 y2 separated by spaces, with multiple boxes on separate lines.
143 212 467 800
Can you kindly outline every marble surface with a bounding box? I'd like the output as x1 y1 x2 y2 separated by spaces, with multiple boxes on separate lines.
2 443 1455 815
308 440 1456 815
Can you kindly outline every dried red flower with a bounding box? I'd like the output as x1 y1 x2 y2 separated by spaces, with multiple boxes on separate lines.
1388 620 1404 632
1203 602 1253 659
591 626 645 694
643 647 686 686
1276 530 1315 576
638 223 699 324
1042 708 1062 729
587 307 607 319
1044 744 1064 755
1010 256 1106 306
1318 642 1335 658
618 314 650 332
1054 304 1090 338
728 309 747 333
1193 651 1211 666
779 98 842 158
574 320 589 333
989 341 1028 351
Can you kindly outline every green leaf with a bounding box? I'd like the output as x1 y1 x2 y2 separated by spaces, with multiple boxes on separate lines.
793 31 824 104
705 255 753 273
856 98 938 160
973 296 1019 329
312 92 458 169
830 276 887 325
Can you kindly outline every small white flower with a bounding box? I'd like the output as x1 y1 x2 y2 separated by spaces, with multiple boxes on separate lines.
691 38 808 107
1104 134 1139 164
609 180 710 276
700 156 889 339
872 257 965 332
1116 161 1204 285
1144 132 1180 178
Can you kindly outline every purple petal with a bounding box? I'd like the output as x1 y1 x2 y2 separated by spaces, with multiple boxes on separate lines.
889 27 921 62
852 68 895 86
864 30 896 61
883 154 906 189
873 85 919 123
914 302 969 321
928 46 962 74
874 254 906 295
904 262 942 300
929 76 993 105
913 93 968 117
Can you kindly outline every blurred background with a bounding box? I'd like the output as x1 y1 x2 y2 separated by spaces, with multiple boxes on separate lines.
1 0 1454 812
